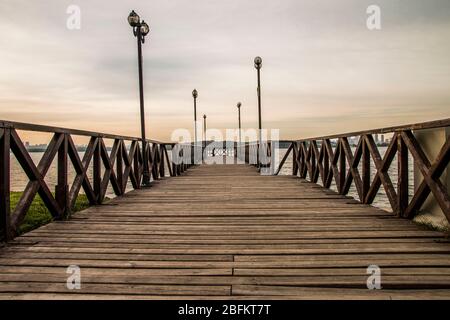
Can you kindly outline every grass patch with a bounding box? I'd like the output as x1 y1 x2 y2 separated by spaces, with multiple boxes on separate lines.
414 219 450 235
10 192 91 235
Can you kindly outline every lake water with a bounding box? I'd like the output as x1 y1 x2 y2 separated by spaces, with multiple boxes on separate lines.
9 147 414 212
9 152 148 199
276 146 415 211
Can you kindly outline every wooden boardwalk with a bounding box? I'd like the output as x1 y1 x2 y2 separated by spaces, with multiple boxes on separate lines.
1 164 450 299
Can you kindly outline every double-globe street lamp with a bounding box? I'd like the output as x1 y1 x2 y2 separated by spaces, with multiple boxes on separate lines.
203 114 207 159
192 89 198 144
192 89 199 164
128 10 151 186
237 102 242 145
237 102 242 160
254 56 263 167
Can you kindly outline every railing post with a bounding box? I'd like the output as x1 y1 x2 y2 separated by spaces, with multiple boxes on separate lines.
0 128 11 242
134 141 141 187
117 140 124 193
300 142 307 179
151 143 159 180
159 145 165 178
93 138 101 203
171 145 177 177
292 142 298 176
310 142 316 181
361 136 370 203
202 143 205 163
245 144 249 164
182 146 187 172
322 140 329 185
397 133 409 217
179 147 184 174
256 142 260 169
172 162 176 176
338 139 346 194
179 147 184 173
55 133 69 218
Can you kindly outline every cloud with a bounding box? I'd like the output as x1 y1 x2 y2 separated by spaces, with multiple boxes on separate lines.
0 0 449 142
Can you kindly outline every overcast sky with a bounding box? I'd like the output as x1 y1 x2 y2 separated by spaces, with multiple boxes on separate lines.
0 0 449 142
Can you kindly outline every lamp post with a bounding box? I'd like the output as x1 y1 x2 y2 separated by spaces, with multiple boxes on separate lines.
128 10 151 186
203 114 207 160
237 102 242 145
192 89 198 164
203 114 207 145
236 102 242 162
254 56 262 167
192 89 198 145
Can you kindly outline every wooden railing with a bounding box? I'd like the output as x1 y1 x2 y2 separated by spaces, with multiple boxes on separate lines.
0 120 192 241
238 142 272 167
2 118 448 240
275 118 450 223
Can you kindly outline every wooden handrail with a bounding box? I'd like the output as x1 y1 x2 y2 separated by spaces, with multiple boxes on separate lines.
275 118 450 224
294 118 450 142
0 122 193 242
0 120 168 145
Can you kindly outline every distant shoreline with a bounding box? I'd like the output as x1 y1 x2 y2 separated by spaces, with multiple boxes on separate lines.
23 146 113 153
21 142 391 152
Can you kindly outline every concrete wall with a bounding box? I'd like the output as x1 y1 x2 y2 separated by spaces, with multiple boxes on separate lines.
413 127 450 229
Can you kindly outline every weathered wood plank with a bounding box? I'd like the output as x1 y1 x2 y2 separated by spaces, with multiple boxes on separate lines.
2 274 450 289
232 285 450 299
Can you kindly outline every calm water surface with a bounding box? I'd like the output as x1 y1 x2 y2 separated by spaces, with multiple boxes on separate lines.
10 147 413 212
277 147 415 211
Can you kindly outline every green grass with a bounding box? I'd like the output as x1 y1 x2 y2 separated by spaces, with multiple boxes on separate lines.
10 192 91 235
414 219 450 235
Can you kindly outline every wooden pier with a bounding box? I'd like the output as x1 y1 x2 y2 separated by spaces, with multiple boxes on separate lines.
1 119 450 299
1 163 450 299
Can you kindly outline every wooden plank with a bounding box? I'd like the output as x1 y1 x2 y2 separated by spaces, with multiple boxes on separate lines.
2 255 450 268
0 282 231 296
234 267 450 276
0 266 232 276
4 244 450 254
0 252 234 261
235 253 450 262
21 231 444 240
12 236 443 245
2 274 450 289
232 285 450 299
